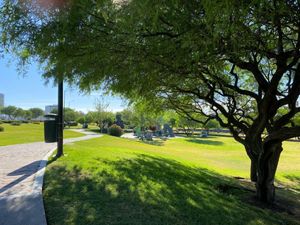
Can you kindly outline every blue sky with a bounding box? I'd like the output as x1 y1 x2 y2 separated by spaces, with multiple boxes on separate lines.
0 53 126 113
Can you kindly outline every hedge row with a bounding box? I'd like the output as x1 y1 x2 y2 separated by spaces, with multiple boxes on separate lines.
0 120 41 124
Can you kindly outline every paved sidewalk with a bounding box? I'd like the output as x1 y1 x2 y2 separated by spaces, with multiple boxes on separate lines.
0 130 101 225
122 132 183 139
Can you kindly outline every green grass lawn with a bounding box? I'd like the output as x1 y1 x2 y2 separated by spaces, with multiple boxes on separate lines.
0 123 84 146
43 135 300 225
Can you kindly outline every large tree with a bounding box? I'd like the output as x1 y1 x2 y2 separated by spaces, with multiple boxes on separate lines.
1 0 300 203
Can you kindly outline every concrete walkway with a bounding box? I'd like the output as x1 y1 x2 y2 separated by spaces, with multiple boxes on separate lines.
0 130 101 225
122 132 183 139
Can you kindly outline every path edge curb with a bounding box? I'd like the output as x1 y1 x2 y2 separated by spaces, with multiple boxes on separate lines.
32 146 57 225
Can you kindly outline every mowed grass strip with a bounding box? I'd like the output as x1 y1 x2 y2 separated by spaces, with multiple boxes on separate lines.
0 123 84 146
43 135 300 225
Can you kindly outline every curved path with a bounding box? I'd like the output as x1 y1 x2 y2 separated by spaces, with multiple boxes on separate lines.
0 130 101 225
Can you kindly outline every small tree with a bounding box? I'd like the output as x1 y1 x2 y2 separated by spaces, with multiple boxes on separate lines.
1 106 17 120
64 108 80 123
24 110 33 120
13 108 25 119
94 97 114 133
29 108 44 119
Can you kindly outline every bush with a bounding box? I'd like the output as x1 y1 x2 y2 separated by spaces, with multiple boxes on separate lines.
68 121 78 127
108 124 123 137
11 121 21 126
32 121 40 124
0 121 3 124
0 126 4 132
2 120 13 123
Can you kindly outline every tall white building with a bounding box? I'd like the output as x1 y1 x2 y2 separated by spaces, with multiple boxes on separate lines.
0 93 4 107
45 105 58 114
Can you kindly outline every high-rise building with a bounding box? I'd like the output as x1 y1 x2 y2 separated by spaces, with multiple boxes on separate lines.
0 93 4 107
45 105 58 114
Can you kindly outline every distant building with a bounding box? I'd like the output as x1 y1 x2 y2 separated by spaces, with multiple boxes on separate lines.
45 105 58 114
0 93 4 107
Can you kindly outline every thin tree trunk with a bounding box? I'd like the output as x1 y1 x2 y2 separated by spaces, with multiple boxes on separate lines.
256 141 283 203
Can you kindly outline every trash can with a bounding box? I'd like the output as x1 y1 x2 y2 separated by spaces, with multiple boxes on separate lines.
44 114 58 143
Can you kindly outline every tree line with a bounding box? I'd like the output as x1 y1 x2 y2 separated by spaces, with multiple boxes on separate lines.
0 106 44 120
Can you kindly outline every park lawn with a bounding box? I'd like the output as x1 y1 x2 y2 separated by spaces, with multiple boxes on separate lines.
43 135 300 225
0 123 84 146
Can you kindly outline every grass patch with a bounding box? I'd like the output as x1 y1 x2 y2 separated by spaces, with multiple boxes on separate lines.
44 135 300 225
0 123 85 146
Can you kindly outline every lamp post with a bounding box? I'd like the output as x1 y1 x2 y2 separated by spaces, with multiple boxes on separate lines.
56 80 64 157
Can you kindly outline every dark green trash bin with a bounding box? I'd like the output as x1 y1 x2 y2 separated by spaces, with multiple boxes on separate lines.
44 114 58 143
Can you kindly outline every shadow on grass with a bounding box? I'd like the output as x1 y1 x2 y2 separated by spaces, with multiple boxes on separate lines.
43 155 296 225
284 175 300 191
139 140 165 146
186 138 224 146
87 128 101 134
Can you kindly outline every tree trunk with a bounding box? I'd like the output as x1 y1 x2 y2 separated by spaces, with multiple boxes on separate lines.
245 142 260 182
256 141 283 203
250 159 258 182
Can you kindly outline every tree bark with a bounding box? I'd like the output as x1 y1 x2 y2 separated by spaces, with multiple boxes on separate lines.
245 141 261 182
250 159 258 182
256 140 283 203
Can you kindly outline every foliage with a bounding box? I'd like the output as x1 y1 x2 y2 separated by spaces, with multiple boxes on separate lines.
77 117 85 124
204 119 220 130
0 106 17 120
24 110 33 120
13 108 25 119
2 0 300 202
0 126 4 132
0 106 38 120
85 112 96 124
178 116 199 136
52 107 81 123
118 108 135 128
29 108 44 119
162 110 179 128
64 108 81 122
108 124 123 137
93 97 115 133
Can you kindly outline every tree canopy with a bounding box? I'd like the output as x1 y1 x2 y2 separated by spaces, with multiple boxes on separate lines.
29 107 44 119
1 0 300 203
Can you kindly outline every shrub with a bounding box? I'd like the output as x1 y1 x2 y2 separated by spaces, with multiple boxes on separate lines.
2 120 12 123
68 121 78 127
32 121 40 124
0 121 3 124
108 124 123 137
11 121 21 126
0 126 4 132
